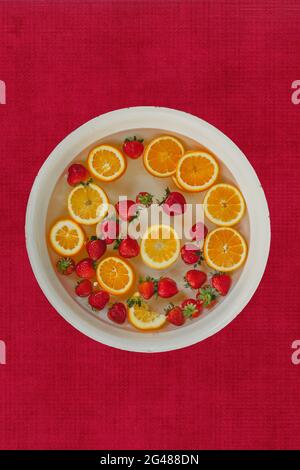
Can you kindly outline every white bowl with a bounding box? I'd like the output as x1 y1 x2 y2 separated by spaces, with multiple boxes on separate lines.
25 107 270 353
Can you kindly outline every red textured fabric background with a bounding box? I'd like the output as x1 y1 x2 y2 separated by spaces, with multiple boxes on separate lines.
0 0 299 450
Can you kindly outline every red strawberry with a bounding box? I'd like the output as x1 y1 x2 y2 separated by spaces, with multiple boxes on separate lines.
211 273 232 296
138 277 156 300
88 290 110 310
197 285 219 308
108 302 127 324
56 257 75 275
75 279 92 297
181 298 203 318
67 163 89 186
159 188 186 216
181 244 203 265
123 136 144 159
166 305 185 326
116 199 138 221
75 258 95 279
157 277 178 298
190 222 208 242
99 219 120 245
185 269 207 289
86 237 106 261
117 237 140 258
136 191 153 207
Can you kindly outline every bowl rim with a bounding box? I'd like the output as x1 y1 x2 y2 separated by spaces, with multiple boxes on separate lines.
25 106 271 353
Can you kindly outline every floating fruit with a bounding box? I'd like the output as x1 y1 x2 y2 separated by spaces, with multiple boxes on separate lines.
211 273 232 296
87 145 126 182
176 151 219 192
171 174 188 192
157 277 178 298
96 256 134 296
165 305 185 326
123 136 144 159
143 135 184 177
75 258 96 279
204 227 247 272
159 188 186 216
197 285 218 309
140 225 180 270
108 302 127 324
86 237 107 261
190 222 208 242
88 290 110 310
117 237 140 259
67 163 89 186
127 294 166 330
49 219 85 256
136 191 154 207
138 277 156 300
181 298 203 318
204 183 245 226
180 243 202 265
56 257 75 275
97 219 120 245
184 270 207 289
115 199 138 222
75 279 93 297
67 182 108 225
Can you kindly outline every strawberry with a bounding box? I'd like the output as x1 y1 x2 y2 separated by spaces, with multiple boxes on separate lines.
157 277 178 298
136 191 153 207
56 257 75 275
159 187 186 216
181 298 203 318
75 279 92 297
116 237 140 258
185 269 207 289
88 290 110 310
99 219 120 245
197 285 219 308
165 304 185 326
86 236 106 261
181 244 203 265
67 163 89 186
211 273 232 296
115 199 138 222
75 258 96 279
123 136 144 159
138 277 156 300
190 222 208 242
108 302 127 324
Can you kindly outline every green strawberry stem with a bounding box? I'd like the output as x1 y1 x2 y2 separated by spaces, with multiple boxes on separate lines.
125 136 144 143
157 187 170 205
126 296 143 308
198 285 219 307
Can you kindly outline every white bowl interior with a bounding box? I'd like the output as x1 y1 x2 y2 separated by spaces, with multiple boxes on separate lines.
25 107 270 352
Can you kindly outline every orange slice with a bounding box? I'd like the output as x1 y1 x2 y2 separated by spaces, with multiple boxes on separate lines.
203 227 247 272
204 183 245 226
140 225 180 270
171 174 188 192
96 256 134 296
67 183 109 225
128 293 167 331
143 135 184 177
49 219 85 256
87 145 126 182
176 151 219 192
